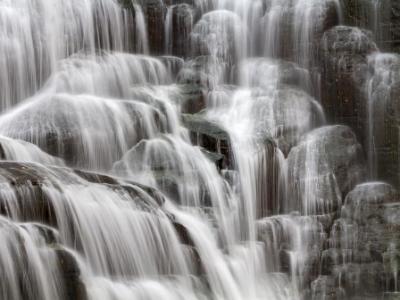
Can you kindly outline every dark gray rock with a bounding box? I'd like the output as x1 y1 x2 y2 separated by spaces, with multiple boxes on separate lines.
0 162 165 226
165 4 193 57
287 125 366 215
181 113 232 168
144 0 167 55
342 0 400 52
178 84 206 114
320 26 378 144
55 247 88 300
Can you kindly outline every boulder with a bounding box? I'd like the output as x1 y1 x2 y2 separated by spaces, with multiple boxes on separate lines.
249 86 325 156
320 26 378 144
287 125 366 215
342 182 399 224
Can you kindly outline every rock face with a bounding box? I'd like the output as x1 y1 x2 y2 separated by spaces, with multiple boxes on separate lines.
181 113 232 168
0 218 88 300
287 125 366 215
165 4 193 57
0 162 165 226
366 53 400 188
315 182 400 299
342 0 400 52
320 26 378 145
144 0 167 55
56 248 88 300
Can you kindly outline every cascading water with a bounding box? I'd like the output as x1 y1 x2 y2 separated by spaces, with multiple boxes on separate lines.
1 0 400 299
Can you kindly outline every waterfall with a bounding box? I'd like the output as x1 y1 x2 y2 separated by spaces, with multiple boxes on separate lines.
1 0 400 299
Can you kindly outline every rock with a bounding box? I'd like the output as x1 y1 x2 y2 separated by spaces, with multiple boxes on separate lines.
190 10 242 64
177 55 226 88
0 162 165 226
144 0 167 55
322 182 400 297
159 56 185 78
310 275 344 300
165 4 193 57
320 26 378 144
178 84 206 114
250 86 325 156
181 113 232 168
112 136 219 206
366 53 400 188
0 93 166 170
201 148 224 170
334 262 386 298
257 214 326 281
287 125 366 215
55 247 88 300
342 182 399 224
384 292 400 300
240 58 313 93
0 218 87 300
342 0 400 52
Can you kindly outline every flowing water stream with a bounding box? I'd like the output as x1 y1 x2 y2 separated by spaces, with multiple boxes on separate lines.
0 0 399 299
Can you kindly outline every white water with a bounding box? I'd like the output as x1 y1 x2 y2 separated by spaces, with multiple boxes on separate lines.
0 0 396 299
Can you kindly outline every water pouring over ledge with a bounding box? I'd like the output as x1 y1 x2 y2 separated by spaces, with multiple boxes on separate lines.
0 0 400 299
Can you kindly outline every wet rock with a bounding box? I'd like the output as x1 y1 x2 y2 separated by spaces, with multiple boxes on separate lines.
366 53 400 188
190 10 242 66
178 84 206 114
310 275 344 300
177 55 227 88
0 162 165 226
384 292 400 300
165 4 193 57
342 0 400 52
251 86 325 156
144 0 167 55
181 113 232 168
334 262 386 298
55 247 88 300
201 148 224 170
240 58 313 93
0 93 166 170
257 214 326 282
287 125 366 215
159 56 185 78
323 182 400 297
320 26 378 144
342 182 399 224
